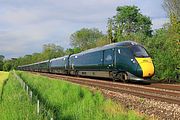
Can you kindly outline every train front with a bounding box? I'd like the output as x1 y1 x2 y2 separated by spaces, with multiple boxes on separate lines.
129 44 155 81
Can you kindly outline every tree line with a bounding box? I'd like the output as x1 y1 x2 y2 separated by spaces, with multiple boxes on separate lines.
0 0 179 82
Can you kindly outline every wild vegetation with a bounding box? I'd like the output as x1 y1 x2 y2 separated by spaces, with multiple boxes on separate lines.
0 72 44 120
0 55 5 71
0 71 9 97
17 71 147 120
1 0 179 82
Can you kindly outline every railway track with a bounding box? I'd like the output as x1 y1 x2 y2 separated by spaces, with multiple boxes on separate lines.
147 83 180 92
36 72 180 105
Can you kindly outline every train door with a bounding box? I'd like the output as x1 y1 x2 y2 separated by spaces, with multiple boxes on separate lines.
103 49 114 70
116 47 129 71
116 47 136 72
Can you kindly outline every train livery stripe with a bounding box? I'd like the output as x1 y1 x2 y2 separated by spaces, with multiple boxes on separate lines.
135 57 154 77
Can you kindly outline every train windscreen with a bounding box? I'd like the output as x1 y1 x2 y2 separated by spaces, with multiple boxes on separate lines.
130 45 149 57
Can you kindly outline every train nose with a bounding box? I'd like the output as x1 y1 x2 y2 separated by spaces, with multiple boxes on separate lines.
135 57 154 77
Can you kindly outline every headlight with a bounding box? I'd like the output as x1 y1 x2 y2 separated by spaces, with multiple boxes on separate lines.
131 59 137 64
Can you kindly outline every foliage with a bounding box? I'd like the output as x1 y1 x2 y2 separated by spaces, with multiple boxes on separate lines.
0 61 3 71
105 5 180 81
108 6 152 42
163 0 180 20
3 60 14 71
96 35 110 47
3 43 65 71
42 43 65 60
145 27 179 81
0 55 4 61
107 18 114 43
65 47 81 55
17 71 146 120
0 55 5 71
70 28 104 51
141 1 180 82
0 72 44 120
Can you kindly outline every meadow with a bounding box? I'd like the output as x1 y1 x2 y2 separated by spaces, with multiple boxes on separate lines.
0 71 9 97
0 72 45 120
17 71 148 120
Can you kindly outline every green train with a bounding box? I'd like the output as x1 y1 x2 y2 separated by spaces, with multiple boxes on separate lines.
18 41 155 82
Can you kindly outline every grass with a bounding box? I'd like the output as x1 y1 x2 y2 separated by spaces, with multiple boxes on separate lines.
17 71 148 120
0 72 45 120
0 71 9 97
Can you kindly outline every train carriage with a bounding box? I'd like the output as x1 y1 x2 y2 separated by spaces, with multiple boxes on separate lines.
18 41 155 82
50 56 69 74
69 41 154 81
37 60 50 73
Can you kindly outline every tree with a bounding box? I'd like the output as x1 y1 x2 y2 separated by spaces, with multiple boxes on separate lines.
96 35 110 47
70 28 104 51
0 61 3 71
0 55 4 61
146 28 179 82
0 55 5 71
162 0 180 81
2 43 65 71
65 47 81 55
42 43 65 59
108 6 152 42
163 0 180 20
163 0 180 37
3 61 13 71
107 18 114 43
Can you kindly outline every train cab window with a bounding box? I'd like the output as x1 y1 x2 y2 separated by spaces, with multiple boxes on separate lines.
130 45 149 57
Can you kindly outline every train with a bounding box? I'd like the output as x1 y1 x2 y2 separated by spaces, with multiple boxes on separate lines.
18 41 155 82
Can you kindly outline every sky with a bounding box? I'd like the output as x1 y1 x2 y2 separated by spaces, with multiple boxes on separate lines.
0 0 169 59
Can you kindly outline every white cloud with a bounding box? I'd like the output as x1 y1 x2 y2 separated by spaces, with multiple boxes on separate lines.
152 18 169 30
0 0 168 58
0 8 41 25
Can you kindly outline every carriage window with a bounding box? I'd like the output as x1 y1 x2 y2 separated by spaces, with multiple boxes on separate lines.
105 55 112 61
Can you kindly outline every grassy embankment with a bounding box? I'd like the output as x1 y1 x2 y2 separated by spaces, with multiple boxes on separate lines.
17 71 149 120
0 72 45 120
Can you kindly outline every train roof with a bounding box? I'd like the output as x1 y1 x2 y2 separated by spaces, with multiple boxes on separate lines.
18 60 49 67
71 40 139 56
18 41 140 67
36 60 49 64
50 55 69 62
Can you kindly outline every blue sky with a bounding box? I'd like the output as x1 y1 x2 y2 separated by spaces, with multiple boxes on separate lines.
0 0 169 59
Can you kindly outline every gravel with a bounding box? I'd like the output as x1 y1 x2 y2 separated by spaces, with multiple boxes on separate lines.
90 87 180 120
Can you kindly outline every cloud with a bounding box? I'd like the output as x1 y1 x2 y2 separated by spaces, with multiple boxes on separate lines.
152 17 169 30
0 8 42 25
0 0 168 59
133 0 167 18
0 20 70 58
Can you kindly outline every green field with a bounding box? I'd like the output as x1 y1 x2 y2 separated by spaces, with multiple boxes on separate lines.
17 71 148 120
0 71 9 97
0 72 45 120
